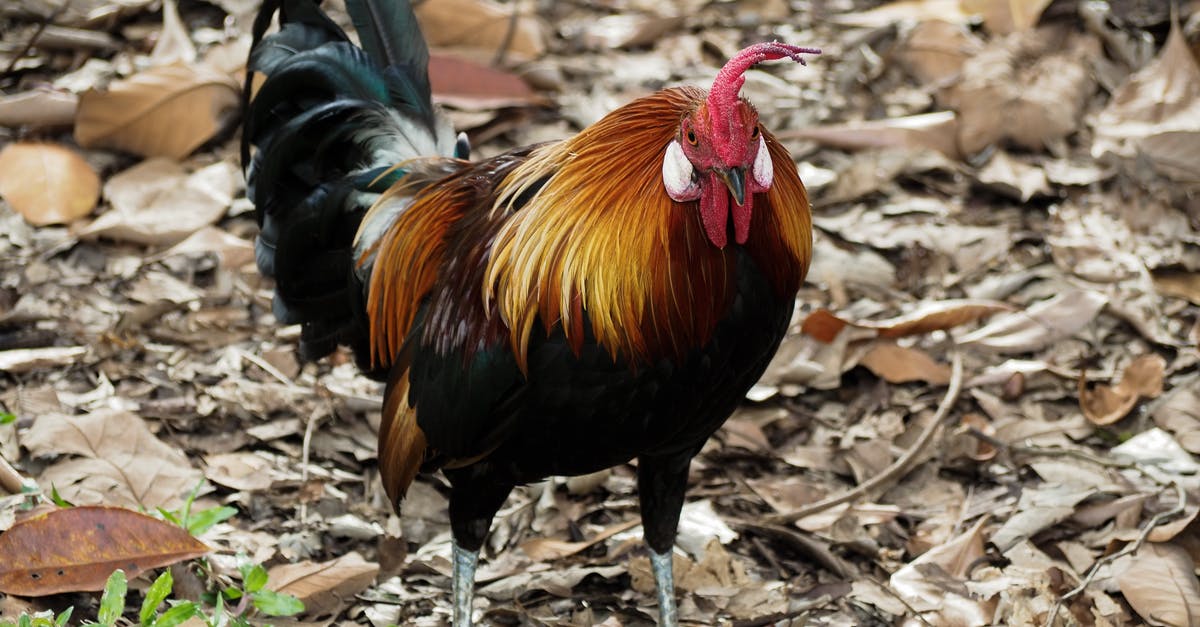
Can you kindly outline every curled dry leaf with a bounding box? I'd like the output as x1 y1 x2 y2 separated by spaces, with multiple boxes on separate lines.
75 64 239 160
0 142 100 226
958 289 1107 353
267 552 380 616
1079 354 1165 426
1117 542 1200 627
520 519 640 562
0 506 208 596
830 0 977 27
801 299 1011 343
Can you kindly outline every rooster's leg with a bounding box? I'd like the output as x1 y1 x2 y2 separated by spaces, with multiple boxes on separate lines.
447 475 514 627
637 453 693 627
451 540 479 627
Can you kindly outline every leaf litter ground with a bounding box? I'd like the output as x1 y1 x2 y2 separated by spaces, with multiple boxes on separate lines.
2 0 1200 625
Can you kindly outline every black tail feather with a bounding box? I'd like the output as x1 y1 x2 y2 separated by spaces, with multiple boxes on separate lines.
243 0 454 373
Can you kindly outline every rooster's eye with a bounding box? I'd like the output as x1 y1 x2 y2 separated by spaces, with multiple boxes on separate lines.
750 126 760 139
685 130 697 145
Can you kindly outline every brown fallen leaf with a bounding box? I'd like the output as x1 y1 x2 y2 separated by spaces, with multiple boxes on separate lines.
1152 384 1200 454
859 341 951 385
268 552 379 616
0 142 100 226
414 0 545 63
1079 354 1166 426
429 54 547 110
0 346 88 374
0 506 208 596
1117 542 1200 627
801 299 1011 344
75 64 239 160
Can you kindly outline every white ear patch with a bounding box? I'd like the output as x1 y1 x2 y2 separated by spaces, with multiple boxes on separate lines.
752 136 773 189
662 140 701 201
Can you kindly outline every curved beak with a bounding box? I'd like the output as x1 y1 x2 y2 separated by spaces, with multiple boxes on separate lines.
715 167 746 206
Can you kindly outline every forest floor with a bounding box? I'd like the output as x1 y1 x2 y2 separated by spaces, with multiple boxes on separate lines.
2 0 1200 625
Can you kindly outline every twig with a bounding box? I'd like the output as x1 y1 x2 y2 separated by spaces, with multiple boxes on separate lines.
298 404 328 524
767 349 964 525
492 0 522 67
4 0 72 77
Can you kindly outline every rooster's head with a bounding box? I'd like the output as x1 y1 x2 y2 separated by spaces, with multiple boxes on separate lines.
662 42 819 249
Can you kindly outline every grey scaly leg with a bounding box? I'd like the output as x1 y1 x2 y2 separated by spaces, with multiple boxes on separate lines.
452 540 479 627
650 548 679 626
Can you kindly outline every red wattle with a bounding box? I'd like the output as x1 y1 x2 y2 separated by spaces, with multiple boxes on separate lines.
700 173 728 249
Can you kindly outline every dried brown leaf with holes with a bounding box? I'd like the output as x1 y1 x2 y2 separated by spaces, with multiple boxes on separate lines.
0 506 208 596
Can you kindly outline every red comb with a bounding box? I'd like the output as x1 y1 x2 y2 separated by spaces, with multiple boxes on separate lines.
707 42 820 158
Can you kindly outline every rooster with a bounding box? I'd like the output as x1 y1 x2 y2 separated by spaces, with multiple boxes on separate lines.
243 0 817 624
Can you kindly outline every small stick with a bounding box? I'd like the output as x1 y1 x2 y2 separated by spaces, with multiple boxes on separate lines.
298 403 327 523
4 0 73 77
767 349 964 525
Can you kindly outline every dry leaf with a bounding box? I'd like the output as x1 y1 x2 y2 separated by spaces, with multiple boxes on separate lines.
268 553 379 616
0 143 100 226
859 341 951 385
1117 542 1200 627
891 517 992 624
580 14 686 50
782 112 961 160
429 55 547 110
944 28 1097 154
958 289 1107 353
78 158 239 246
1152 383 1200 454
75 64 239 160
0 90 78 128
414 0 545 62
1079 354 1165 426
0 347 88 374
149 0 197 66
961 0 1054 34
1092 16 1200 182
520 519 640 562
975 151 1050 201
831 0 976 27
22 409 203 510
154 226 255 269
801 299 1010 344
898 20 982 85
0 506 208 596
